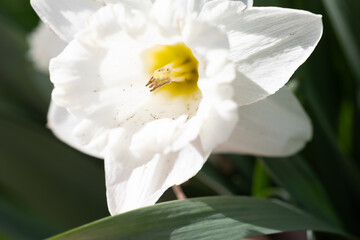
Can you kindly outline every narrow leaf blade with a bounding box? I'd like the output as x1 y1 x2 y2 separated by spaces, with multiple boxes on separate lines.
49 196 345 240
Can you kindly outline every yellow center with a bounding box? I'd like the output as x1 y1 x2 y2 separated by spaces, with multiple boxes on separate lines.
143 42 199 96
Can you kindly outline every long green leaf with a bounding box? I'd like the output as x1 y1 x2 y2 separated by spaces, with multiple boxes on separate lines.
299 43 360 234
0 116 108 231
321 0 360 82
261 156 340 227
251 159 271 198
196 161 235 195
0 0 38 31
0 15 49 116
321 0 360 187
49 196 345 240
0 198 56 239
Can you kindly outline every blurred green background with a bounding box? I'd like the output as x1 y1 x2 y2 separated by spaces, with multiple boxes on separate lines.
0 0 359 239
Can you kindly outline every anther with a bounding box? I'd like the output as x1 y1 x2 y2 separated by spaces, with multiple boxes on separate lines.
146 65 173 92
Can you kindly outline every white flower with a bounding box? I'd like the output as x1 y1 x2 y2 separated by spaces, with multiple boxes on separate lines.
28 22 67 73
30 0 322 215
28 22 103 157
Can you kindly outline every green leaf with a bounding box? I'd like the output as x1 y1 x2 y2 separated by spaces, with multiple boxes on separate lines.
49 196 345 240
0 116 108 231
291 4 360 231
320 0 360 188
196 161 235 196
337 99 354 154
321 0 360 82
251 159 271 198
299 40 360 234
261 156 340 227
0 198 56 239
0 15 49 116
0 0 38 31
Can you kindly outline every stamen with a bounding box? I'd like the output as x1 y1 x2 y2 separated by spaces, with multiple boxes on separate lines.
146 65 173 92
144 42 199 95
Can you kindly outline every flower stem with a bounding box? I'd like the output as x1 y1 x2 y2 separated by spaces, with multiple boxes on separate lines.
172 185 187 200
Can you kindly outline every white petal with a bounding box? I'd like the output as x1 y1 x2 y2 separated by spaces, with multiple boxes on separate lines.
30 0 103 42
244 0 253 8
197 51 238 152
99 0 152 8
28 22 67 73
109 0 152 12
151 0 213 36
105 137 210 214
214 87 312 156
199 97 238 153
47 102 105 158
130 114 202 156
199 0 246 23
50 3 155 127
182 17 230 59
50 3 229 158
50 34 150 127
201 5 323 106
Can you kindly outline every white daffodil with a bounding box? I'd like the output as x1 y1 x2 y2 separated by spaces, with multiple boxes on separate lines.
30 0 322 215
28 22 104 157
28 22 67 73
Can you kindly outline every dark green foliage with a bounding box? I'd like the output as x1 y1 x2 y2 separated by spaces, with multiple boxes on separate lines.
0 0 359 239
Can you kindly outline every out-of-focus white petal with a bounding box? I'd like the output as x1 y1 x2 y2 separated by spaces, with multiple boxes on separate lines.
214 87 312 157
105 137 210 214
28 22 67 73
47 102 105 158
244 0 253 8
30 0 103 42
201 5 323 106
